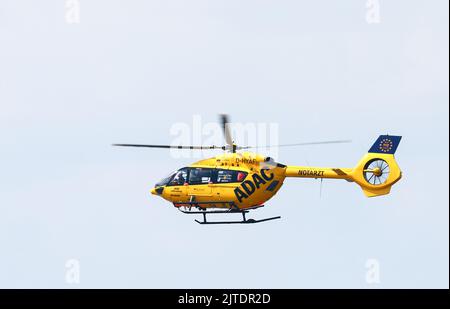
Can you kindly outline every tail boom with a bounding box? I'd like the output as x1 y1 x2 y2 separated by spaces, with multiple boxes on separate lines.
285 166 353 180
283 135 403 197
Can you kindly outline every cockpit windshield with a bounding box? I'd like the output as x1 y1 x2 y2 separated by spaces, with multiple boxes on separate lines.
155 171 177 187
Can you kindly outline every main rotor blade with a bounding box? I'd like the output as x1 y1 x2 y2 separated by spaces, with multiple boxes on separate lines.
219 114 233 146
237 140 351 150
112 144 225 150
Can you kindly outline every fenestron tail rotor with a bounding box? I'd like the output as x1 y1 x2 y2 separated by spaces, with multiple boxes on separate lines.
363 158 390 185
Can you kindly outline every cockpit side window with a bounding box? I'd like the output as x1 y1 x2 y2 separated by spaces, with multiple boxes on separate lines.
188 168 213 185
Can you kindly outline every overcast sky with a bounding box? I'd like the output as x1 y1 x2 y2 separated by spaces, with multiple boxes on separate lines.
0 0 448 288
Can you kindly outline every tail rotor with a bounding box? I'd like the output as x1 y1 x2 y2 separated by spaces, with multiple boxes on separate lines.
363 159 390 185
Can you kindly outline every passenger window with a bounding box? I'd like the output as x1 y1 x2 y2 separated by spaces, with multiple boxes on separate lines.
168 169 188 186
189 168 212 185
216 170 247 183
217 170 233 183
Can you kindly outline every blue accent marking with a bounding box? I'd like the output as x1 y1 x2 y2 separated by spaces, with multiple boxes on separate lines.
368 135 402 154
266 180 280 192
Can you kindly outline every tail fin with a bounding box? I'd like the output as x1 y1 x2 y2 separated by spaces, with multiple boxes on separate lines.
353 135 403 197
368 135 402 154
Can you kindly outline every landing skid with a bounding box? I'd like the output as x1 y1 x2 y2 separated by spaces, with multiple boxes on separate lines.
175 202 281 225
194 215 281 225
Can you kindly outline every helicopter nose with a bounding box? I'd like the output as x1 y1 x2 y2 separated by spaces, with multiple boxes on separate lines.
151 186 164 195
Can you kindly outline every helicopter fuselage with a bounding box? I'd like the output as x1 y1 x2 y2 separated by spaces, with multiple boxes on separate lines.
150 136 403 210
151 152 287 209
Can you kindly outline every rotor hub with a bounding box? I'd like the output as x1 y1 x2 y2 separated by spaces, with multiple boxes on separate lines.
372 167 382 177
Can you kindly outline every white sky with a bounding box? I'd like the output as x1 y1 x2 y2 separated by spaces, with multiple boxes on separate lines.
0 0 448 288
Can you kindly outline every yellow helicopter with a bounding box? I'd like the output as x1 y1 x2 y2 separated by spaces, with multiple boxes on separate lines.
114 115 402 224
